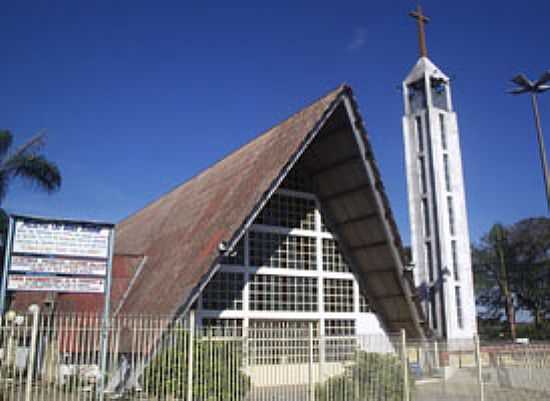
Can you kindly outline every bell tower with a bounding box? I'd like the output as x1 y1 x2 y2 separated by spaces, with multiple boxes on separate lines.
402 6 477 340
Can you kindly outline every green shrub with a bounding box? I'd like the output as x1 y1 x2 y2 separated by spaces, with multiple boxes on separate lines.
143 332 250 401
315 352 411 401
516 322 550 341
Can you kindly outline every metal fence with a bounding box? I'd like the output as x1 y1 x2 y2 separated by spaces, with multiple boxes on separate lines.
408 337 550 401
0 310 407 401
0 310 549 401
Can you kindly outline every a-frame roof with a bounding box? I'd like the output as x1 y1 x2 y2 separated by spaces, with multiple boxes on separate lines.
115 85 426 337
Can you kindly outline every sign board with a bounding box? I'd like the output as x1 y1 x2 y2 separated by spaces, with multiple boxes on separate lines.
0 215 115 313
13 220 110 258
10 255 107 276
7 275 105 293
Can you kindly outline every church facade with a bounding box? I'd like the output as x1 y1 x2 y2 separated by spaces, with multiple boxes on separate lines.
197 167 385 356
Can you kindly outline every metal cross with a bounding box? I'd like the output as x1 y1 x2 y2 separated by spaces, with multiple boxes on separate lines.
409 5 430 58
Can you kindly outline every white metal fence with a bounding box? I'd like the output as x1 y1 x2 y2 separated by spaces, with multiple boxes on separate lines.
0 310 549 401
407 338 550 401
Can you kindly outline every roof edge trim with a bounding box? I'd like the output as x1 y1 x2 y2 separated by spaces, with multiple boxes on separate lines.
113 255 148 317
342 95 426 338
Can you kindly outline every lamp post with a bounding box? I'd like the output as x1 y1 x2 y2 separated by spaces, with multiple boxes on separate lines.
509 72 550 211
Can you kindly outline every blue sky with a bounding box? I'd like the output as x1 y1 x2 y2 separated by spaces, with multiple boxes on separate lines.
1 0 549 244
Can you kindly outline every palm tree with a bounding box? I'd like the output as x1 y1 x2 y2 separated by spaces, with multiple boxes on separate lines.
0 130 61 231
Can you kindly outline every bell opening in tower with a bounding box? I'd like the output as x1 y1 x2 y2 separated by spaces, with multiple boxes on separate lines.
407 79 427 113
430 77 449 111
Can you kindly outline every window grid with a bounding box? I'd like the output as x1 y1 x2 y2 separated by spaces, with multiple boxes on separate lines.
324 279 354 312
249 231 317 270
322 238 350 272
249 274 318 312
448 196 456 236
444 154 451 192
325 319 356 337
201 318 243 336
248 320 319 365
455 286 464 329
202 272 244 310
255 193 316 231
359 293 372 313
325 319 356 362
451 240 459 281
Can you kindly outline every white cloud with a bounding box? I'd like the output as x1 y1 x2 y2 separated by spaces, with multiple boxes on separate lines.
347 27 367 51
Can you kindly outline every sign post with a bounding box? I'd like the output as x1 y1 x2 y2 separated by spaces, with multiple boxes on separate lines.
98 228 115 401
0 217 15 315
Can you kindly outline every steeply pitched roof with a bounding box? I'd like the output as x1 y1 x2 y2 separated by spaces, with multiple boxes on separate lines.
114 85 426 337
115 85 345 316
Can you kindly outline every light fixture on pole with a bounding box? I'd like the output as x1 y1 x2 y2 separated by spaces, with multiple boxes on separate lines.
509 71 550 211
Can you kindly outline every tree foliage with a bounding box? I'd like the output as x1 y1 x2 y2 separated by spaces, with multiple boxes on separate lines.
473 217 550 339
0 131 61 198
315 352 409 401
0 130 61 234
143 331 251 401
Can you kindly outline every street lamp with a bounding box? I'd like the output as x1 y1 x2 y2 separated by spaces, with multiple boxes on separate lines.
509 71 550 211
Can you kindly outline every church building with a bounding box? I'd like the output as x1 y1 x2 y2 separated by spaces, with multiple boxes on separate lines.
109 84 426 348
10 88 426 357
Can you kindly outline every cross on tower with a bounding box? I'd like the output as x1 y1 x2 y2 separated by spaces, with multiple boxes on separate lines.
409 5 430 58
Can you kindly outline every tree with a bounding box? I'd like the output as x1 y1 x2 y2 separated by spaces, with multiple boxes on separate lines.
507 218 550 328
473 217 550 339
473 224 517 339
0 130 61 234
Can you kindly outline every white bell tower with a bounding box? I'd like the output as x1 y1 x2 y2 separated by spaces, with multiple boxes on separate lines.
402 6 476 340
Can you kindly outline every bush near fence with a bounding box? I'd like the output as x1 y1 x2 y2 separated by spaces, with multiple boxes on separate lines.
143 332 251 401
315 351 410 401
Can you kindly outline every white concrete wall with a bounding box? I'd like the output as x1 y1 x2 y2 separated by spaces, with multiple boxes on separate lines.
402 57 477 341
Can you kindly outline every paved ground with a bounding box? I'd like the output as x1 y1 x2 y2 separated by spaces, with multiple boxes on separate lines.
2 375 549 401
414 375 550 401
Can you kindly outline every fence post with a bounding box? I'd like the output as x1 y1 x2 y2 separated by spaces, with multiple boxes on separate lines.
309 321 315 401
25 305 40 401
434 340 439 369
474 334 484 401
187 310 195 401
401 329 410 401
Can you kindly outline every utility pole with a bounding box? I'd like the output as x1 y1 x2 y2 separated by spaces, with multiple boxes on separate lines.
509 72 550 212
